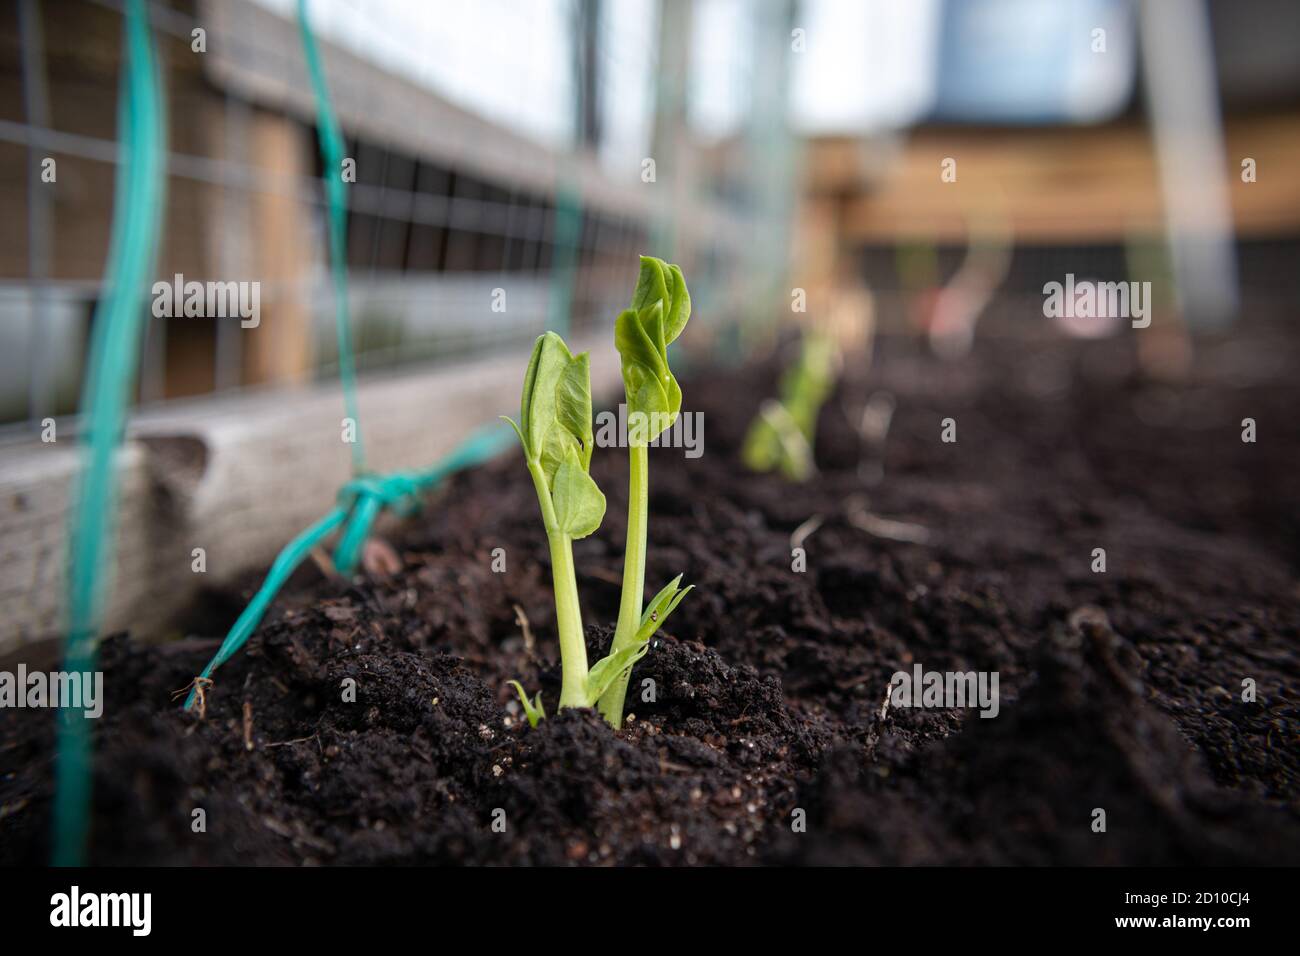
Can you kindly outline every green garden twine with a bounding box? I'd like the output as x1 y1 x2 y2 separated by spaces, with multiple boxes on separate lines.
54 0 166 867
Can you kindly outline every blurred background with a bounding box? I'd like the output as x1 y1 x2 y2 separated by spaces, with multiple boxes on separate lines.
1 0 1298 649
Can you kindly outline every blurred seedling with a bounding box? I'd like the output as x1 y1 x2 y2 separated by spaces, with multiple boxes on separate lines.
742 331 840 482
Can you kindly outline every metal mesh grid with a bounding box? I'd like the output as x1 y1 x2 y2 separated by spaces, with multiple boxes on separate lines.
0 0 797 433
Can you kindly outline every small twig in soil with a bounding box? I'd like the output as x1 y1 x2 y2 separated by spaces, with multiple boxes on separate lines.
878 679 895 721
790 515 824 551
264 732 320 749
171 676 213 720
361 537 403 577
513 603 536 655
846 503 931 545
242 701 254 751
261 815 335 855
308 545 339 579
657 754 696 774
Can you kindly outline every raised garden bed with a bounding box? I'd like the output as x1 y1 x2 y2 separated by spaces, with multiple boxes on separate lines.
2 321 1298 865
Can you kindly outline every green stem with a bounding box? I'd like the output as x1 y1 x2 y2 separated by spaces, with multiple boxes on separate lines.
598 441 648 726
527 460 589 708
548 532 589 708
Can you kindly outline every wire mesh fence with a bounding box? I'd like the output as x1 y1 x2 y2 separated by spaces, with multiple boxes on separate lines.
0 0 797 434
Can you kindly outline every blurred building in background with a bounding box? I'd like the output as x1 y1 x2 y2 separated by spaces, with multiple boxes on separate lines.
795 0 1300 346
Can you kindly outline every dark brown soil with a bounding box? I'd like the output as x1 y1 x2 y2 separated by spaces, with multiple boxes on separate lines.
3 319 1298 865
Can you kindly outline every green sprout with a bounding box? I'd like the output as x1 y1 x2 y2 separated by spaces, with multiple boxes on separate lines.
596 256 693 728
503 332 603 709
508 680 546 728
505 258 693 729
742 331 838 482
505 331 661 717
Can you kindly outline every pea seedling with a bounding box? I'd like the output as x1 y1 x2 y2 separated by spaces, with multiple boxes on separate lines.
507 258 693 729
742 331 838 481
596 256 693 727
504 330 666 719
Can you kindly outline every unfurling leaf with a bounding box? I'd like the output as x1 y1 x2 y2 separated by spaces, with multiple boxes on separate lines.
512 331 604 537
631 256 669 313
555 352 595 469
637 574 693 643
551 448 606 539
615 256 690 445
508 680 546 728
585 641 651 706
519 332 573 460
631 256 690 346
640 574 684 627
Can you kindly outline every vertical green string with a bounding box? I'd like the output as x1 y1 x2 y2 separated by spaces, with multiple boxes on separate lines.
298 0 365 474
53 0 166 866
